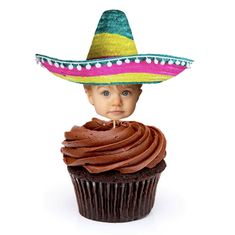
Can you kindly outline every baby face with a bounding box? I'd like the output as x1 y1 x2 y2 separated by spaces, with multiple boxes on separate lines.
84 85 142 120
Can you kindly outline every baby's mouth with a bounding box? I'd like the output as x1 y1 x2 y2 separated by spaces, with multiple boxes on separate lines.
108 110 124 114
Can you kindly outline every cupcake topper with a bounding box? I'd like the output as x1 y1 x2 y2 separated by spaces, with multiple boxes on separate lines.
36 10 193 122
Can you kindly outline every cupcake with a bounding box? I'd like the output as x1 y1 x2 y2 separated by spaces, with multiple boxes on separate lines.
36 9 192 223
62 118 166 222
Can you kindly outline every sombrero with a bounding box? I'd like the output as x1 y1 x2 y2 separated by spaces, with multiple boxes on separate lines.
36 10 193 85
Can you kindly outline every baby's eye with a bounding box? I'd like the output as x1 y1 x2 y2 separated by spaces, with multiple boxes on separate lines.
122 90 130 96
102 90 110 96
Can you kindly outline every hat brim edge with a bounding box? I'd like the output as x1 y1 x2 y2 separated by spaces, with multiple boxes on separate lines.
36 53 193 65
36 53 192 85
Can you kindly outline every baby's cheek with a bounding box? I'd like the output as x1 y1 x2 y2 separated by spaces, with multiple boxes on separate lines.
126 105 136 115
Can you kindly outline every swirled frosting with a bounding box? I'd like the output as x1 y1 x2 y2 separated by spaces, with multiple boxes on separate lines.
61 118 166 174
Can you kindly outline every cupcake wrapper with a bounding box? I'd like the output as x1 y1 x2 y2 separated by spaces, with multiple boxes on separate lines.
69 172 162 222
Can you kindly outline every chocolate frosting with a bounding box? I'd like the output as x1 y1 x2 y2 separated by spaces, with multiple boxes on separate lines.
61 118 166 174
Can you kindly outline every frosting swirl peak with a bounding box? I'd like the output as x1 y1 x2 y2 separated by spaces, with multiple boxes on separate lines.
61 118 166 174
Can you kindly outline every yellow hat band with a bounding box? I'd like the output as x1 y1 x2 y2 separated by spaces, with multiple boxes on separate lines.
87 33 138 59
52 72 172 84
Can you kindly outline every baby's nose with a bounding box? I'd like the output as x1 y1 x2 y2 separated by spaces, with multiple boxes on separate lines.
112 94 122 106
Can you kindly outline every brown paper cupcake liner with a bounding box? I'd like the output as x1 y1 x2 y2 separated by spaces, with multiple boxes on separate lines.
68 160 166 222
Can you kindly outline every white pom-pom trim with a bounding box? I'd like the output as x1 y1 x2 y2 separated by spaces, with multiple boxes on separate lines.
77 65 82 71
116 60 122 65
68 64 73 70
154 59 159 64
86 64 91 70
107 61 112 67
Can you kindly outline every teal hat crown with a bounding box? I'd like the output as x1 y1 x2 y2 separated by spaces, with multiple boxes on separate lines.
95 10 134 39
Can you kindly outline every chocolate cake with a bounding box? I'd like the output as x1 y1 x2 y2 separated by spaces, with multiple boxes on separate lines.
62 118 167 222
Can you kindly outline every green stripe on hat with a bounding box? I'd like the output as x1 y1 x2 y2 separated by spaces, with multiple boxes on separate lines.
95 10 134 40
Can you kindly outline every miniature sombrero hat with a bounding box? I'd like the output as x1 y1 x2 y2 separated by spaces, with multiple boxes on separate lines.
36 10 193 85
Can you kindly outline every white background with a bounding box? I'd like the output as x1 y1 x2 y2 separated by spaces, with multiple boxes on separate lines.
1 0 235 234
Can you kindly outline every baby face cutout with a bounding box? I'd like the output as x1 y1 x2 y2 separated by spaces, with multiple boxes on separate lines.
84 85 142 120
